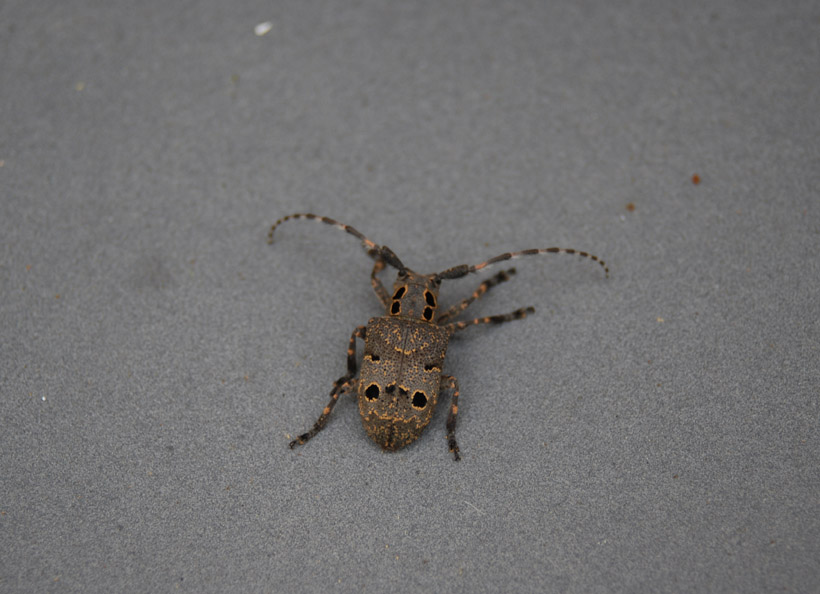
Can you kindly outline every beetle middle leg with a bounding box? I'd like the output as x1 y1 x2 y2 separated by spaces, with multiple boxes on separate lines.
443 307 535 334
289 325 366 448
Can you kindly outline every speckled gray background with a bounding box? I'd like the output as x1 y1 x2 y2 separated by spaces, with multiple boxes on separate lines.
1 1 818 592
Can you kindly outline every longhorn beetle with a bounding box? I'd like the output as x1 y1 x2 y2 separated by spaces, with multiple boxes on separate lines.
268 213 608 461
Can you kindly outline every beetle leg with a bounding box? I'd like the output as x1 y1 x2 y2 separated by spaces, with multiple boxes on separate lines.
289 377 358 448
289 325 366 449
370 259 391 308
444 307 535 334
440 374 461 461
436 268 517 324
345 325 367 375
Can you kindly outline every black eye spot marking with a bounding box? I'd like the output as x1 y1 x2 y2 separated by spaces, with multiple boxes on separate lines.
392 286 406 300
423 307 433 321
424 290 436 307
423 363 439 372
399 387 408 397
365 384 380 401
412 391 428 409
391 301 401 315
385 383 396 394
366 353 380 362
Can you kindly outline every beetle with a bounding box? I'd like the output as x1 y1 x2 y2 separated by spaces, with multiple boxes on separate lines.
269 213 608 460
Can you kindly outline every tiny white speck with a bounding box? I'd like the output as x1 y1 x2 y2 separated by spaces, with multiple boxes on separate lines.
42 396 46 401
254 21 273 36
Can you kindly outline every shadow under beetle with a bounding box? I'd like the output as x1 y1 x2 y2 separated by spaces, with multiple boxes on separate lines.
269 213 608 461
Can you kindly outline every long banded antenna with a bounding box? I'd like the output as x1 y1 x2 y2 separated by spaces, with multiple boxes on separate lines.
268 213 406 271
436 247 609 281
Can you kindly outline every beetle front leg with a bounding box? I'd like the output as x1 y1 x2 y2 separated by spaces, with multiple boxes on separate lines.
436 268 517 324
370 258 391 308
440 374 461 461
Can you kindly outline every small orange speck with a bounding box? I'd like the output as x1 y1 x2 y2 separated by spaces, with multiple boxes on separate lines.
626 202 636 212
26 264 31 271
691 174 701 185
54 294 61 299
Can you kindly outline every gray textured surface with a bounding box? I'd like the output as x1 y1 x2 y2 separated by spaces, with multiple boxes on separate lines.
1 1 818 592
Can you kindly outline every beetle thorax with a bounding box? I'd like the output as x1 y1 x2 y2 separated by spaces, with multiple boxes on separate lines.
387 270 441 322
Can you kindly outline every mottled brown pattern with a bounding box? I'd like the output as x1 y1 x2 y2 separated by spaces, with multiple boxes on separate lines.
358 317 449 451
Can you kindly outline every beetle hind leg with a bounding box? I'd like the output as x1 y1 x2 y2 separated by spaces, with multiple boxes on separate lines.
289 376 358 448
289 325 365 449
440 375 461 461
